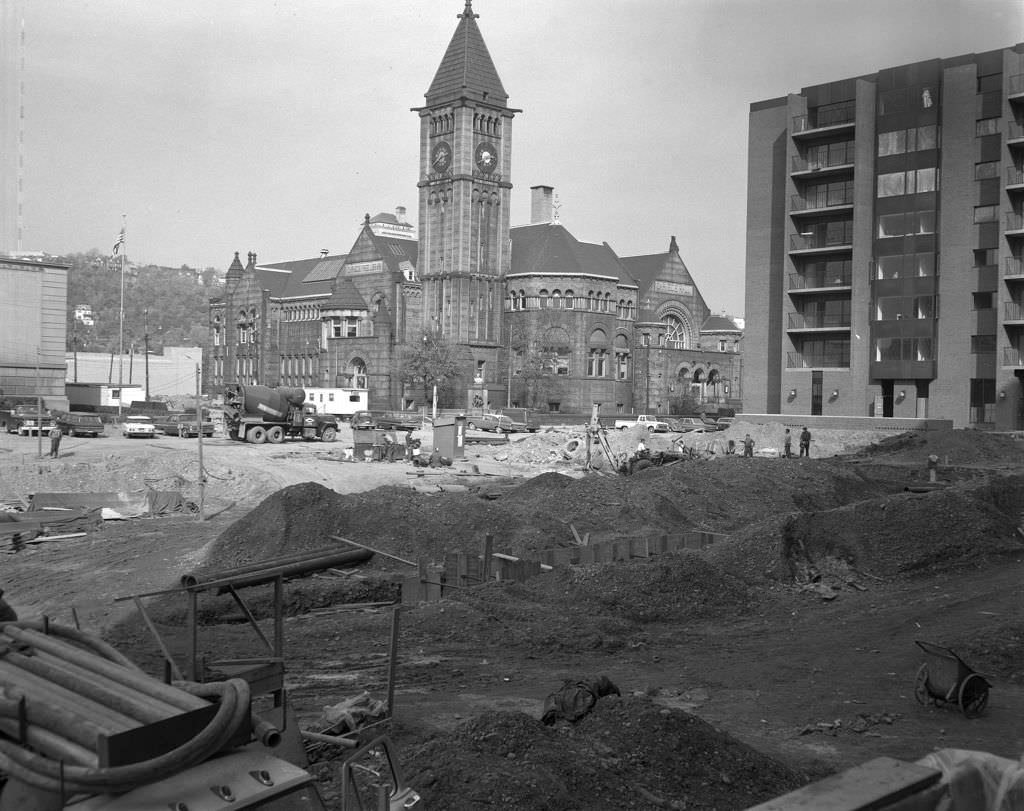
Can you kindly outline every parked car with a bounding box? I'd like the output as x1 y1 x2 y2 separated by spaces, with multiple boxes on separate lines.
55 412 105 438
122 415 156 438
716 416 736 430
466 413 514 433
499 408 539 432
153 412 215 438
1 404 56 435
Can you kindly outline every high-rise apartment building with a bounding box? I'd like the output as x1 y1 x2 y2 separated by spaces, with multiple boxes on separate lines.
745 44 1024 429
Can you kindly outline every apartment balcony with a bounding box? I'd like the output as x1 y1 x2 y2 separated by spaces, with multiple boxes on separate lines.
790 149 855 178
786 351 850 369
1009 167 1024 192
787 312 852 332
1002 346 1024 368
788 271 853 292
1008 212 1024 237
1005 257 1024 279
1010 121 1024 147
1005 301 1024 324
791 103 856 139
790 191 854 216
1009 74 1024 101
789 232 853 255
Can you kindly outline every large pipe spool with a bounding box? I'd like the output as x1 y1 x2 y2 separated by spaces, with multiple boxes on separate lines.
179 543 357 588
0 622 256 798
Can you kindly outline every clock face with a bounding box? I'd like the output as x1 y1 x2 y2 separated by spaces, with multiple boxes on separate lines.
431 141 451 172
475 142 498 173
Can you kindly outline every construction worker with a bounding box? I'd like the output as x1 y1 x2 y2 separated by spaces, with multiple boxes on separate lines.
49 425 63 458
743 434 755 457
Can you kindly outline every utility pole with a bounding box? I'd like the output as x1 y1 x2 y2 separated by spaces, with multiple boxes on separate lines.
116 215 126 419
195 364 205 522
144 308 150 399
35 346 42 458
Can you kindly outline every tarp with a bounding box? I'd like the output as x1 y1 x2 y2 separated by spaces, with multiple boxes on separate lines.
0 507 103 542
28 492 151 519
917 749 1024 810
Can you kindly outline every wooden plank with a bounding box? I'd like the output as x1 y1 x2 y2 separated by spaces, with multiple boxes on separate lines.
569 524 584 545
745 757 941 811
456 553 469 588
482 534 493 580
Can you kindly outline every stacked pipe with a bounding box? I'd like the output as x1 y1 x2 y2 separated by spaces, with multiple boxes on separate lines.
0 620 254 796
180 545 373 591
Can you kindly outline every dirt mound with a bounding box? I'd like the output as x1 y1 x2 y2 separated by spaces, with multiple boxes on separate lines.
707 474 1024 584
852 428 1024 466
402 696 806 810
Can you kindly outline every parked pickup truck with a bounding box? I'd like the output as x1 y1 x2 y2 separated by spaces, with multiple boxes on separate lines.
613 414 671 433
1 404 56 435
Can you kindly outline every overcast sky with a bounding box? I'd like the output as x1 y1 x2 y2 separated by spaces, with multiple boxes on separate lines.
14 0 1024 318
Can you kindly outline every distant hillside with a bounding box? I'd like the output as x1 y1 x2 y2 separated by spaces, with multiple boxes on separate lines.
64 250 222 353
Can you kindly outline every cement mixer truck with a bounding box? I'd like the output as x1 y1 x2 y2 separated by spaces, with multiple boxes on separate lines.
223 384 339 444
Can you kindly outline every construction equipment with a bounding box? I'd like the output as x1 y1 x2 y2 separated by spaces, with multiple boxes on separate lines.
223 384 339 444
0 619 420 810
913 640 991 718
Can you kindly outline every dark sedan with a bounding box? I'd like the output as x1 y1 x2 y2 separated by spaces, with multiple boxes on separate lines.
153 413 215 438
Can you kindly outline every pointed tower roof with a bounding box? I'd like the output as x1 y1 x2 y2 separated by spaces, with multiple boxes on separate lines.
225 251 244 280
425 1 508 107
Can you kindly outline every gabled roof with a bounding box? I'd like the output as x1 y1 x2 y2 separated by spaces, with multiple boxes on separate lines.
255 254 348 298
342 225 419 280
702 314 743 331
323 277 368 310
509 223 632 284
425 1 508 107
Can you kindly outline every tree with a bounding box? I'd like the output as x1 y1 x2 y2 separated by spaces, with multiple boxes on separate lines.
397 329 463 407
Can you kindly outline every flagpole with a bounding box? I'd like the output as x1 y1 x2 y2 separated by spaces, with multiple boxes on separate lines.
117 214 126 419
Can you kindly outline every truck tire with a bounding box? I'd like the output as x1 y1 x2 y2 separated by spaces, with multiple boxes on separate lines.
247 426 268 444
320 427 337 442
267 426 285 444
648 425 656 433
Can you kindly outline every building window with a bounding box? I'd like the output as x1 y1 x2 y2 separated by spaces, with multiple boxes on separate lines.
587 349 607 377
718 339 727 351
971 335 996 353
616 352 628 380
974 205 999 224
972 292 993 310
974 249 998 268
345 317 358 337
877 168 939 197
564 289 575 309
548 402 560 413
975 161 1000 179
331 318 342 339
878 125 943 156
976 118 999 136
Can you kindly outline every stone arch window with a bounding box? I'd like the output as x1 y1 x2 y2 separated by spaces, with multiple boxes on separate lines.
603 293 612 312
350 359 368 389
588 290 596 310
212 314 223 346
518 289 527 309
551 290 561 308
587 328 609 377
539 289 550 309
564 289 575 309
614 333 630 380
617 299 625 318
627 300 635 319
664 314 689 349
541 327 571 375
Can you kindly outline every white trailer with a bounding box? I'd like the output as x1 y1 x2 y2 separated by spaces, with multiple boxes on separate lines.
303 387 369 419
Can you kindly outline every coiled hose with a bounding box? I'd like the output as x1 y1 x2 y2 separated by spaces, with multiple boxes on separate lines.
0 620 253 796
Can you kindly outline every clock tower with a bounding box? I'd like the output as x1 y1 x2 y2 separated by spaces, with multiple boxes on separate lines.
414 0 518 403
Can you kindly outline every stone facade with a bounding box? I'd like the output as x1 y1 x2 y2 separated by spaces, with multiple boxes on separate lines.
205 2 743 417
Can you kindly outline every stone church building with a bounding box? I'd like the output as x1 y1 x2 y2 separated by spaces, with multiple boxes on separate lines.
207 2 742 416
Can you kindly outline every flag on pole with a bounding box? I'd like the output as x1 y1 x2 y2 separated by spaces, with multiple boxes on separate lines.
112 228 125 255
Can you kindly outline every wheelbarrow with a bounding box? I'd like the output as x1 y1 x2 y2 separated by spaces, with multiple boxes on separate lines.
913 640 991 719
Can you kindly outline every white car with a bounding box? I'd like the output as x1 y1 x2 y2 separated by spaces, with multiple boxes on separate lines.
122 415 156 438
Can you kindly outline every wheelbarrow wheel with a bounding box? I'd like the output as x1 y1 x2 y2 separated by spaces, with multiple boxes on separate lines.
913 664 931 706
958 674 989 718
